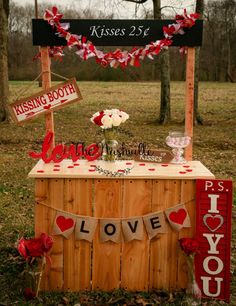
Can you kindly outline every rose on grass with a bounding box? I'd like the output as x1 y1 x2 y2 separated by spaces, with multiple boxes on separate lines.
17 233 54 299
179 237 199 256
18 233 53 260
91 109 129 129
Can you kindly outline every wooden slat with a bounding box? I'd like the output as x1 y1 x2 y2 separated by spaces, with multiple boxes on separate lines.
121 179 152 291
64 178 92 291
150 180 181 290
35 178 49 290
29 160 215 180
40 46 54 149
185 47 195 161
48 179 64 290
92 179 122 290
149 180 164 290
177 180 196 289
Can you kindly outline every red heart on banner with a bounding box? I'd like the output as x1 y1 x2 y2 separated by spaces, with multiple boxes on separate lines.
203 214 224 232
56 216 74 232
44 104 51 110
169 208 187 225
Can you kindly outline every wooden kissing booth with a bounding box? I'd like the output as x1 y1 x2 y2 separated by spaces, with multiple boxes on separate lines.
17 8 232 302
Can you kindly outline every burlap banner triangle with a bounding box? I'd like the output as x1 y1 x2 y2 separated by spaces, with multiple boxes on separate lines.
75 216 98 242
165 203 191 232
100 219 121 243
143 211 168 239
122 217 143 242
53 211 76 239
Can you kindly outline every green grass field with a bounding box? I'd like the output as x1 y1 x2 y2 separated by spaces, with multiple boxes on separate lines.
0 81 235 305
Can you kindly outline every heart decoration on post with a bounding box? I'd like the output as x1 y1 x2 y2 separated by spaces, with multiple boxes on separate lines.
203 214 224 232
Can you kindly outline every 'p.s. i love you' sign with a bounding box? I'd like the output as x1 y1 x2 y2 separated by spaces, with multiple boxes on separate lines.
9 78 82 123
195 179 233 303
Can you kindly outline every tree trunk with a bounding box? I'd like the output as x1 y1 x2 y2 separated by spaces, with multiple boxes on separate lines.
153 0 171 124
194 0 204 125
0 0 9 122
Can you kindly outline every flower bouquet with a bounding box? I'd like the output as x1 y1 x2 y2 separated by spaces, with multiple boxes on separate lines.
179 237 201 305
17 233 53 300
90 109 129 161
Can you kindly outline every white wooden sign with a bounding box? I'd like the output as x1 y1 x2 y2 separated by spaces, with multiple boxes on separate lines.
9 78 82 124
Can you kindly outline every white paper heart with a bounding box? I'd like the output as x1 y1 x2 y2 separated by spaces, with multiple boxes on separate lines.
203 214 224 232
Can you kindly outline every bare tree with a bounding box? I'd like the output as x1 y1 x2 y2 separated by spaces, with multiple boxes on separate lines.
0 0 9 122
125 0 171 124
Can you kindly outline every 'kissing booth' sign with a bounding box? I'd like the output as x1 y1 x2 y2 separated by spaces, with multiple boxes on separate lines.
195 179 232 303
9 78 82 123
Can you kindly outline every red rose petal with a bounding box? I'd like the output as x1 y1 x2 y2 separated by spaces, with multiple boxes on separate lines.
126 162 132 165
186 169 193 172
139 163 145 166
73 163 80 166
90 165 97 167
118 170 125 173
183 165 190 168
54 164 60 168
148 168 156 171
89 169 96 172
161 164 169 167
179 171 186 174
67 166 74 169
37 170 44 173
53 168 60 171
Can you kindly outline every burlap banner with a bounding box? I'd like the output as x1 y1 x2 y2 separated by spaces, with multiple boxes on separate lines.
52 203 191 243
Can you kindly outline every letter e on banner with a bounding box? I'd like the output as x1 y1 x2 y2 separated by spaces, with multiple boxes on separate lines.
195 179 232 303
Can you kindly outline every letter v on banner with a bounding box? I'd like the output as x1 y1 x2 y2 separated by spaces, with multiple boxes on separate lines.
195 179 232 303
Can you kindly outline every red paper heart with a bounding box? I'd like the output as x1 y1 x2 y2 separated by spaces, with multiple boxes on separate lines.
203 214 224 232
56 216 74 232
44 104 51 110
169 208 187 225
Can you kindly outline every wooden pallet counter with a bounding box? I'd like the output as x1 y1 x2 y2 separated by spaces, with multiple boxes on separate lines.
29 160 214 292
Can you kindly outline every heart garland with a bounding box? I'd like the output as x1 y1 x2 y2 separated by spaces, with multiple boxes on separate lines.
34 6 200 68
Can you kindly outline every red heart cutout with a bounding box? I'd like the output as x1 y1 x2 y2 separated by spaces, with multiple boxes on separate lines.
44 104 51 110
203 214 224 232
169 208 187 225
56 216 74 232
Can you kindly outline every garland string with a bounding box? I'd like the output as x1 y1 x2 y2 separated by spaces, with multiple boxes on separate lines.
34 6 199 69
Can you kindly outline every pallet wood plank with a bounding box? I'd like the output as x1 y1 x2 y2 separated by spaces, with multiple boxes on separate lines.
64 178 92 291
35 178 49 290
92 179 122 290
177 180 196 289
48 178 64 290
121 179 152 291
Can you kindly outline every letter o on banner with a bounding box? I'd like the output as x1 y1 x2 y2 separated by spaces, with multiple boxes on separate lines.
203 256 224 275
105 223 116 236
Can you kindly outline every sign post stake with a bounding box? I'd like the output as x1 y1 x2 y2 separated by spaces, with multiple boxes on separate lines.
185 47 195 161
40 46 55 149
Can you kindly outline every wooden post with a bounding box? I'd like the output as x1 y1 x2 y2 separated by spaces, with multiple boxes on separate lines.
40 46 55 149
185 47 195 161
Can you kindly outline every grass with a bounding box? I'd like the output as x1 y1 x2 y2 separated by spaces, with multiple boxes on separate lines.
0 81 235 305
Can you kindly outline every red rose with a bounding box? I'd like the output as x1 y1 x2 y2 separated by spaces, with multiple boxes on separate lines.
40 233 53 253
179 238 199 256
24 287 36 300
93 112 104 126
17 238 28 259
17 233 53 259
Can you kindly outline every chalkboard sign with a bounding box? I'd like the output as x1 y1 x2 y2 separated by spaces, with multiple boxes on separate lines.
32 19 203 47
